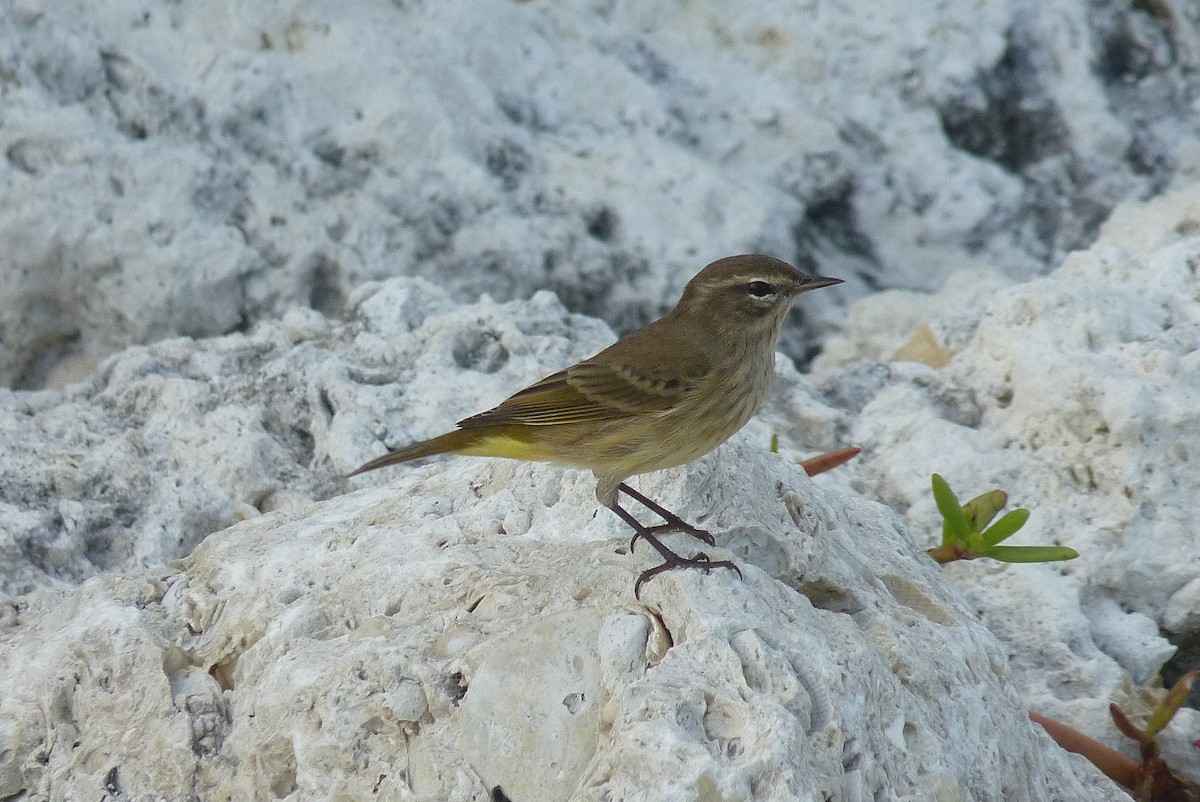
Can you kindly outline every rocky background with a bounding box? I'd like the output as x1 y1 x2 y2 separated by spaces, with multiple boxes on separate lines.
1 1 1199 800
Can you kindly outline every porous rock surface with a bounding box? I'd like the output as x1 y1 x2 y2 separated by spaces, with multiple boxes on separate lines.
0 279 610 598
3 0 1200 796
9 172 1200 802
0 265 1123 799
7 182 1200 802
0 214 1164 797
3 0 1199 388
812 182 1200 782
0 443 1122 801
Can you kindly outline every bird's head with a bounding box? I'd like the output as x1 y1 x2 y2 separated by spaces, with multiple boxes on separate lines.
675 254 842 333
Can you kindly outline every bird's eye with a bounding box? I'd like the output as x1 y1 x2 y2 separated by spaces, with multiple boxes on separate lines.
745 281 774 298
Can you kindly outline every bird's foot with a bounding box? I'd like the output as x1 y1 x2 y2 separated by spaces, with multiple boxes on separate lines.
634 550 742 599
608 490 740 598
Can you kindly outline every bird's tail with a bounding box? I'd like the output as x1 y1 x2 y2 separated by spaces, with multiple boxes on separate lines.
348 428 485 476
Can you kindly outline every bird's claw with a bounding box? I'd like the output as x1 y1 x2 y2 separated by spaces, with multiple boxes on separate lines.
673 524 717 546
633 551 743 599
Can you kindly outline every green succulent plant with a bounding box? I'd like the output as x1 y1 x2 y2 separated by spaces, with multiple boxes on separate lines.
927 473 1078 564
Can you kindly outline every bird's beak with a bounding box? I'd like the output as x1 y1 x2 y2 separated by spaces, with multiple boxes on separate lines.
797 275 844 293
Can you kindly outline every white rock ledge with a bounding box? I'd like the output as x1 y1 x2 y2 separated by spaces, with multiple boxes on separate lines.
0 438 1120 800
815 182 1200 786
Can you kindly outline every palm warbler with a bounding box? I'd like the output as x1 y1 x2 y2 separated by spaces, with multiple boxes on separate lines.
351 254 842 595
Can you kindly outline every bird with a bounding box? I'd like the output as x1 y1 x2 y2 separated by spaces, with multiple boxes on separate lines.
350 254 842 596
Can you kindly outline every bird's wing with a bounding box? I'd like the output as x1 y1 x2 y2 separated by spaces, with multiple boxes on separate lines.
457 359 699 428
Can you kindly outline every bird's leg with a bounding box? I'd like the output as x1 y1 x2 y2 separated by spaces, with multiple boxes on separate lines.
615 483 716 547
608 496 741 599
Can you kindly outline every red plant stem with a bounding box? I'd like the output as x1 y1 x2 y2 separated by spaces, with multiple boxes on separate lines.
1030 711 1141 789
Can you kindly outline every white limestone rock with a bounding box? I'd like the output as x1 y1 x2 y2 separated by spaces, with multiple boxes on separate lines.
3 0 1198 387
7 188 1199 796
0 277 611 598
812 182 1200 779
2 0 1197 792
0 437 1123 801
